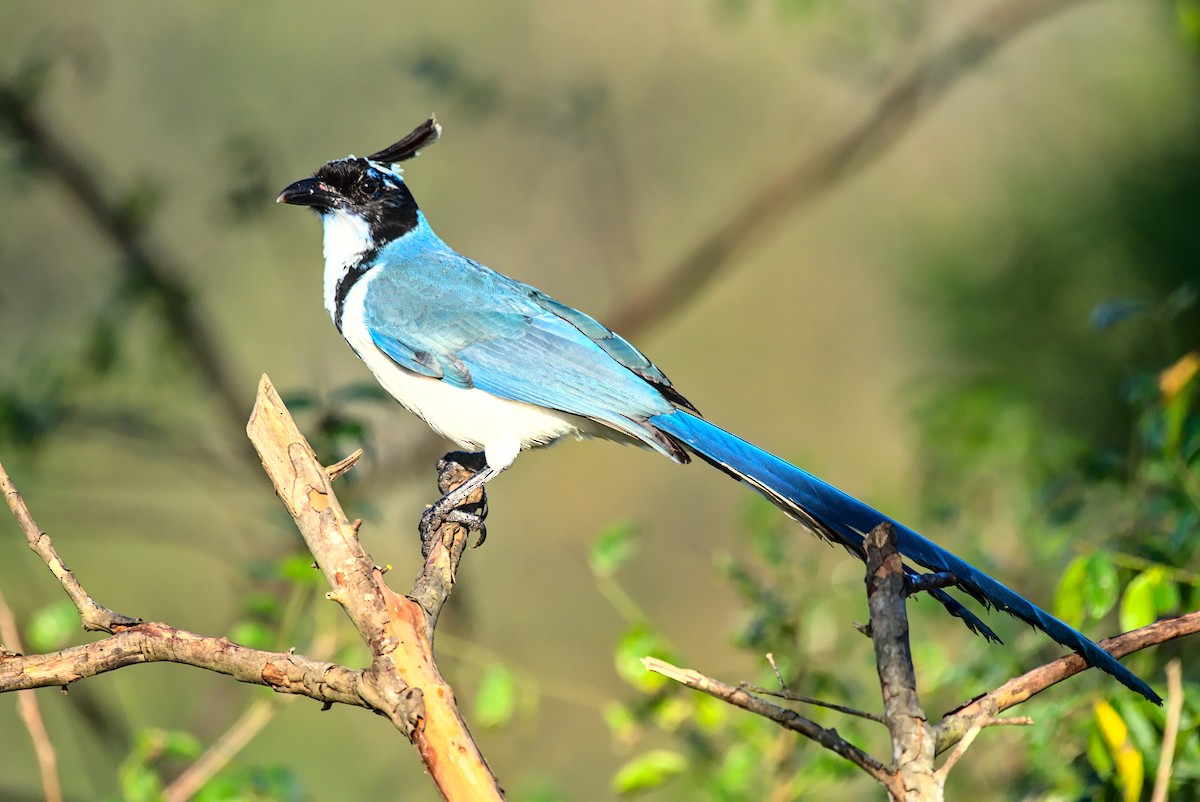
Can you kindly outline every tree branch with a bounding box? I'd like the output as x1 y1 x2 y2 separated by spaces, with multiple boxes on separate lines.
0 81 245 429
936 611 1200 754
1150 659 1184 802
641 656 895 788
0 460 139 633
864 522 937 800
0 587 63 802
246 375 502 800
607 0 1092 336
0 621 367 706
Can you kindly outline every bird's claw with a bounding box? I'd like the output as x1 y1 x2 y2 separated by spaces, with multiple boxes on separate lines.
418 496 488 557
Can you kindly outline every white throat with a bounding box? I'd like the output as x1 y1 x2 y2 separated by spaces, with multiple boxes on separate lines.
321 210 375 319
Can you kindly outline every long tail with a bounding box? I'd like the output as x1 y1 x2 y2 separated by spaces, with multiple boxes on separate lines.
649 410 1160 703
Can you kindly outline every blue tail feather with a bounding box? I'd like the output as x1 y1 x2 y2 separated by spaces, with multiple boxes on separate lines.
650 410 1160 703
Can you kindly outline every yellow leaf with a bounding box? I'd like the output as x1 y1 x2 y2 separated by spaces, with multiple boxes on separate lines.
1094 700 1144 802
1159 351 1200 401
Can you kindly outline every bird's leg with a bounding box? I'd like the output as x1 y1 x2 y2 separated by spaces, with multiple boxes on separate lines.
420 452 498 556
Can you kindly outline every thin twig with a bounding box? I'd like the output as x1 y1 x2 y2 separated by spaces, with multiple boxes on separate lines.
740 683 884 723
163 698 279 802
643 657 895 788
1150 659 1184 802
0 587 64 802
934 710 987 781
0 460 139 633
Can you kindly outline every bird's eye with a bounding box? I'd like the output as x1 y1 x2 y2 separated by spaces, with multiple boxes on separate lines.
360 177 382 197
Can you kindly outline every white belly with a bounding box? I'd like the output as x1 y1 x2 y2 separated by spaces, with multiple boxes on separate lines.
338 279 588 470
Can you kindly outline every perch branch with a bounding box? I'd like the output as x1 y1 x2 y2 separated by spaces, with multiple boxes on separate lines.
246 374 502 801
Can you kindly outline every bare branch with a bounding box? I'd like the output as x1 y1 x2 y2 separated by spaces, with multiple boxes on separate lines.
937 612 1200 754
163 698 279 802
0 587 63 802
0 81 245 429
642 657 895 789
0 460 139 633
608 0 1092 337
864 523 938 800
1150 659 1183 802
409 452 487 631
0 622 368 706
246 375 503 800
739 682 884 723
325 449 364 481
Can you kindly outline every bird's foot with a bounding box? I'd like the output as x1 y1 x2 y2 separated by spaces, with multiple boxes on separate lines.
419 453 492 558
419 501 488 557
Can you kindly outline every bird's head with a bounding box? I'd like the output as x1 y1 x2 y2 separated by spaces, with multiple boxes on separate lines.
277 116 441 247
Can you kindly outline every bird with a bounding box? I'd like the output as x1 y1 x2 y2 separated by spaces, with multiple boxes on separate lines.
277 116 1160 704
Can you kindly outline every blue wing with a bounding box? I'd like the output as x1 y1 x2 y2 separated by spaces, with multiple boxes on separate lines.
360 244 690 456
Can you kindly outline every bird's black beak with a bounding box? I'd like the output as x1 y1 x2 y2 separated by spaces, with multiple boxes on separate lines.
276 178 344 209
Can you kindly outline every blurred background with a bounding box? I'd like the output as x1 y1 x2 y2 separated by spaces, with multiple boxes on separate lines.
1 1 1198 800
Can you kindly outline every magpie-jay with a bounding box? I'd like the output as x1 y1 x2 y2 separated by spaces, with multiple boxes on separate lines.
277 116 1159 703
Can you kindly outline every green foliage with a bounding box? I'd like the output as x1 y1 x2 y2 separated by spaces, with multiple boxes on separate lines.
588 520 637 579
593 285 1199 798
474 663 519 729
25 599 80 652
193 766 304 802
592 504 875 799
612 749 688 796
118 729 202 802
925 300 1200 798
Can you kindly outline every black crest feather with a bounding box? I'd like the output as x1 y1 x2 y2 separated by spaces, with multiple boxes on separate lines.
367 116 442 164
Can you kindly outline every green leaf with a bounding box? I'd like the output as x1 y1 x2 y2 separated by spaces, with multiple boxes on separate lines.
119 761 162 802
159 730 201 760
229 620 275 651
241 592 283 620
589 521 636 579
613 624 670 691
277 553 322 586
26 599 79 652
711 742 757 796
474 663 517 729
1054 555 1089 627
278 392 316 412
602 701 640 745
330 381 394 404
611 749 687 795
1120 568 1180 632
1083 553 1120 620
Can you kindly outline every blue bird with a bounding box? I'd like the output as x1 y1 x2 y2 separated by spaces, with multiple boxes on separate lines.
278 117 1159 703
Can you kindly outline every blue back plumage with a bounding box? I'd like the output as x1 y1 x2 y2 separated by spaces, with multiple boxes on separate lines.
360 217 684 455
